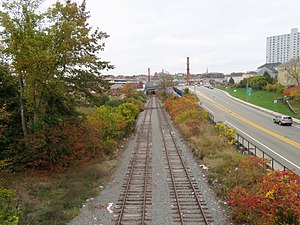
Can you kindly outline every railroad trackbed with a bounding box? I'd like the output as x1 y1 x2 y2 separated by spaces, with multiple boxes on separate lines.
113 95 214 225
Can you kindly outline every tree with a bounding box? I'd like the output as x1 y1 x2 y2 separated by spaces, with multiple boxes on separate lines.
237 78 247 88
228 77 235 86
45 0 113 102
159 72 174 97
0 0 114 136
262 71 273 84
0 62 22 158
284 57 300 85
0 0 43 136
250 76 268 90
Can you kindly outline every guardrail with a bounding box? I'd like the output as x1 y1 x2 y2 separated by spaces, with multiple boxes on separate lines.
203 109 291 172
235 132 288 171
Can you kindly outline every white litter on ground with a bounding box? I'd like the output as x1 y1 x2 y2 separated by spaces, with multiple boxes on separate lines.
199 164 208 170
107 202 114 213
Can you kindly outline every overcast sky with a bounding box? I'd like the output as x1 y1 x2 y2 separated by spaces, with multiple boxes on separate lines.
78 1 300 75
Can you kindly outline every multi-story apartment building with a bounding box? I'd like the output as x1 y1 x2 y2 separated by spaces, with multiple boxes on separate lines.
266 28 300 63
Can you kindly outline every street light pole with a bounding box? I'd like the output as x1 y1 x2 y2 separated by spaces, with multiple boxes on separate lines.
194 84 196 105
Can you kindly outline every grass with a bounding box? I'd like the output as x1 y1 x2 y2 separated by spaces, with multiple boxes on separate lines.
217 86 300 120
290 99 300 113
3 158 115 225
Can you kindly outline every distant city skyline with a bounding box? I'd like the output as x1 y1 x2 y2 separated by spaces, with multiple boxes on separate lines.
47 0 300 76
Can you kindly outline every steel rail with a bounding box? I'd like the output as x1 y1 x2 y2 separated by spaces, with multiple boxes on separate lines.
160 120 185 223
156 98 210 224
141 95 153 224
115 96 153 224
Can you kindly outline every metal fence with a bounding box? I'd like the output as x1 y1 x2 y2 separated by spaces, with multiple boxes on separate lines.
204 110 291 172
235 133 289 171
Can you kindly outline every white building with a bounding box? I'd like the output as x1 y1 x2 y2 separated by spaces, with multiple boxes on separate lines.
266 28 300 63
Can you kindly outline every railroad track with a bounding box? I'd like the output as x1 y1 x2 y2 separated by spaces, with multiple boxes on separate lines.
113 96 154 225
156 98 213 225
113 95 213 224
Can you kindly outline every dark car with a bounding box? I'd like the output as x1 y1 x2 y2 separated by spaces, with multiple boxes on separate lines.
273 115 293 126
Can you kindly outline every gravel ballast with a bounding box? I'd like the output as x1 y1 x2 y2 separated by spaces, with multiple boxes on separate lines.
69 99 232 225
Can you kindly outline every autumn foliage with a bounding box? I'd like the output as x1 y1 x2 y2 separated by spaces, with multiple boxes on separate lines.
163 93 300 225
229 170 300 224
16 90 143 170
22 118 102 169
284 85 300 99
164 95 205 123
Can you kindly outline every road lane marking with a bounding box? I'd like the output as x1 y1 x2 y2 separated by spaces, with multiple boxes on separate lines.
225 121 300 171
197 91 300 149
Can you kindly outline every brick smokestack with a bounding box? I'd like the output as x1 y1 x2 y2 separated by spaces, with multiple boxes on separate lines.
148 68 150 82
186 57 190 85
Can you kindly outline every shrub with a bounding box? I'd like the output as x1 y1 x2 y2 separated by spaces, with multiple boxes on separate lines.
214 122 236 145
265 83 284 93
101 139 118 155
251 77 268 90
118 103 140 119
174 109 206 125
22 118 101 169
183 87 190 94
284 85 300 100
118 103 140 133
229 170 300 224
0 184 19 225
88 106 125 141
124 98 145 111
164 95 199 119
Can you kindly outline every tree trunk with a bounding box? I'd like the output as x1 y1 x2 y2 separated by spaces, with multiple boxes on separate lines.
19 76 28 137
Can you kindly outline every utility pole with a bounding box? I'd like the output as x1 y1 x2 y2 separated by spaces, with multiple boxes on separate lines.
186 57 190 86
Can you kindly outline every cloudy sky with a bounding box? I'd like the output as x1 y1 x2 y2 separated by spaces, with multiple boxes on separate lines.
83 0 299 75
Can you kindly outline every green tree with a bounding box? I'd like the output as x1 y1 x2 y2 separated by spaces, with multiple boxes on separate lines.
45 0 114 104
0 0 42 136
250 76 268 90
237 78 247 88
0 62 22 159
228 77 235 86
0 0 113 136
262 71 273 84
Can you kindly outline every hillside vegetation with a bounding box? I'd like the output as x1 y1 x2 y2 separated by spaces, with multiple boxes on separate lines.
218 86 300 119
221 73 300 119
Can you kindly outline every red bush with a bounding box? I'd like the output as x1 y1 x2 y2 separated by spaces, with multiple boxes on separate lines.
229 170 300 224
284 85 300 98
24 118 102 170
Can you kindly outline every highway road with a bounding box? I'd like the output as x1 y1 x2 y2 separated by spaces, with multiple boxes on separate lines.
190 85 300 174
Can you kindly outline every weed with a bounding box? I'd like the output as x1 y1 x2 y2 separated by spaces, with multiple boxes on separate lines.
9 159 113 225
